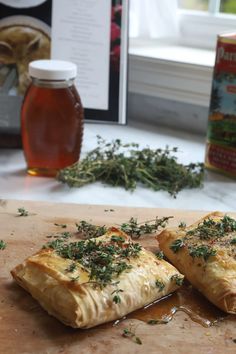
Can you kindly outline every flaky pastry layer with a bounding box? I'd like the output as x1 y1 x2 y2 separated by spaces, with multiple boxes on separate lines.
158 212 236 314
11 228 183 328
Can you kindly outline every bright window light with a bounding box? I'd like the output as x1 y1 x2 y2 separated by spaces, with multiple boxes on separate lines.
178 0 236 15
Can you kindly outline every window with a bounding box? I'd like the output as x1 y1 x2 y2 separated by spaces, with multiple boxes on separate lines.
130 1 236 50
178 0 236 49
179 0 209 12
179 0 236 15
128 0 236 109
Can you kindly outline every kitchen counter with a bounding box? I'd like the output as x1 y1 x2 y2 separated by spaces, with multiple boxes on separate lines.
0 121 235 212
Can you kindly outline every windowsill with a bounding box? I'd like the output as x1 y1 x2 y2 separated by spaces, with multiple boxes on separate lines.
128 38 216 107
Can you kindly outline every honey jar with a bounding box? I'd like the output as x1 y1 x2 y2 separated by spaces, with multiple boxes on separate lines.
21 59 84 177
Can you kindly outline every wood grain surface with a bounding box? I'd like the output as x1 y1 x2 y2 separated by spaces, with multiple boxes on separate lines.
0 199 235 354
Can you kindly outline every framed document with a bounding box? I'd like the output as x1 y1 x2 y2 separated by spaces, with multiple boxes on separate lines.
0 0 52 147
51 0 128 124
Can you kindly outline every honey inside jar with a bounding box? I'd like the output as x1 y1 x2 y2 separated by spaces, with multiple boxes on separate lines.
21 60 84 177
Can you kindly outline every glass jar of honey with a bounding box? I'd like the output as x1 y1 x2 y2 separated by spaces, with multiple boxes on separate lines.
21 59 84 177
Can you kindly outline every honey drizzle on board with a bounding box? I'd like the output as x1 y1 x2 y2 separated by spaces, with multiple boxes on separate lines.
113 283 227 328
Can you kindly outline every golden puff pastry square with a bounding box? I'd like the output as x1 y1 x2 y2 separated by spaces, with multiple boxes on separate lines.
158 212 236 314
11 227 183 328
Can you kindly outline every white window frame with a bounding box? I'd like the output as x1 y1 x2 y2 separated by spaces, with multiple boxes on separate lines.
178 9 236 49
128 2 236 109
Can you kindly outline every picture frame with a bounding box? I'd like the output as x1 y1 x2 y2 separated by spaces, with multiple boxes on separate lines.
0 0 128 147
85 0 128 124
51 0 129 125
0 0 52 147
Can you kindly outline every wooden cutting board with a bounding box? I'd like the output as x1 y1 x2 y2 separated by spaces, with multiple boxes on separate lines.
0 199 235 354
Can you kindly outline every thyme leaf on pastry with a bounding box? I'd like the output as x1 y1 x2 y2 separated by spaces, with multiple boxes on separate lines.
155 250 164 260
65 262 77 272
111 235 125 243
186 215 236 240
43 238 65 250
155 280 165 292
111 288 124 304
45 236 142 288
189 245 217 261
119 243 142 258
76 221 107 239
171 274 184 286
170 239 185 253
175 215 236 261
17 207 28 216
0 240 6 250
178 221 186 229
113 295 121 304
43 231 72 249
57 136 204 197
70 275 80 282
168 215 236 261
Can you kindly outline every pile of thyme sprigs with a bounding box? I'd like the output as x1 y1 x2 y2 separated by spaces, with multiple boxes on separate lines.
57 136 204 197
170 215 236 261
76 216 172 240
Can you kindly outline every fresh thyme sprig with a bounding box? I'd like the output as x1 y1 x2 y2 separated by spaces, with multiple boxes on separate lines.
76 221 107 239
155 250 164 260
155 280 165 292
170 239 185 253
57 136 204 197
17 207 28 216
65 262 77 272
186 215 236 240
178 221 186 229
169 215 236 261
189 245 217 261
122 327 142 345
76 216 172 240
119 216 172 239
44 236 141 288
111 288 124 304
171 274 184 286
70 275 80 282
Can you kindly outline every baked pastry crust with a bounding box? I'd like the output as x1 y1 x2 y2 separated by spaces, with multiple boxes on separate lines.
11 228 183 328
158 212 236 314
